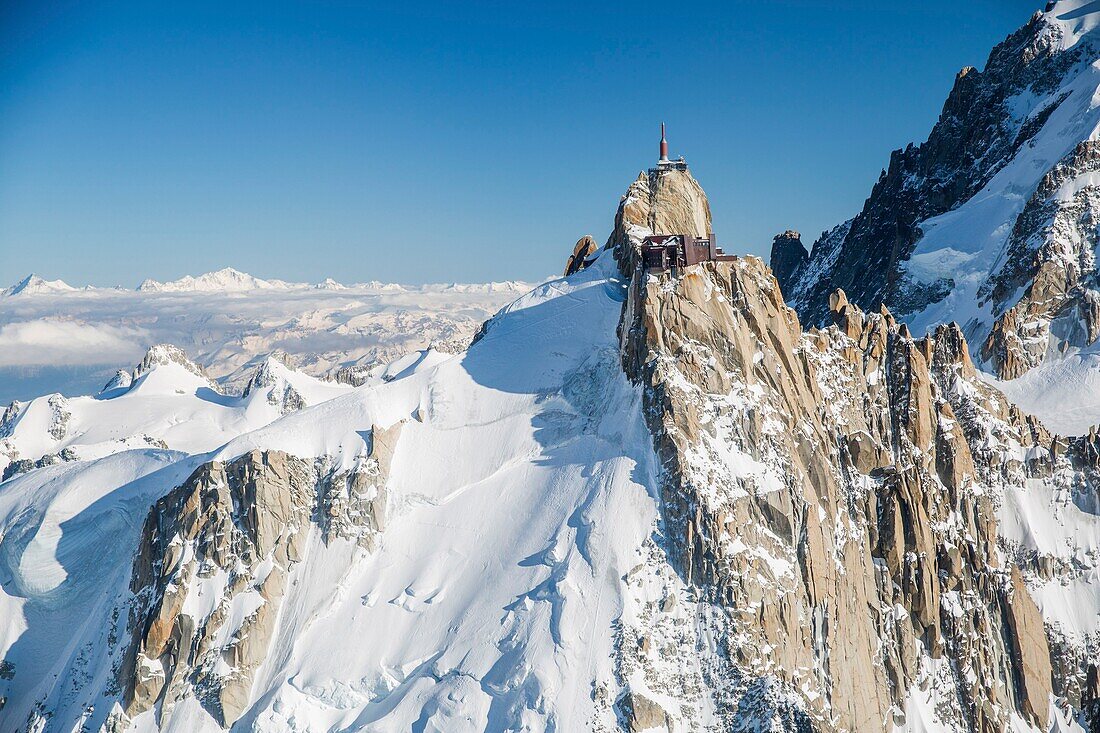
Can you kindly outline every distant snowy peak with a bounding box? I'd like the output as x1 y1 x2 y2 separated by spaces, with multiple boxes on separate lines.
241 355 307 414
352 280 406 292
99 370 133 395
137 267 284 293
2 274 77 297
132 268 541 294
240 352 353 413
314 277 347 291
427 280 535 294
126 344 218 395
3 268 543 297
95 347 224 398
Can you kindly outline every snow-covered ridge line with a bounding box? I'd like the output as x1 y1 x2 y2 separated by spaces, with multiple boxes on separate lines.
0 247 649 733
3 267 545 296
0 341 446 483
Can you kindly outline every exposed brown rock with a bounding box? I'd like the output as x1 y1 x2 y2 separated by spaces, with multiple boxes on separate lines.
617 229 1063 730
564 234 599 275
976 140 1100 379
118 429 402 728
609 167 711 275
1006 567 1053 729
120 451 314 726
617 691 670 732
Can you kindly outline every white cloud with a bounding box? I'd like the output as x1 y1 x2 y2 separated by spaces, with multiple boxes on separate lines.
0 272 537 401
0 319 148 367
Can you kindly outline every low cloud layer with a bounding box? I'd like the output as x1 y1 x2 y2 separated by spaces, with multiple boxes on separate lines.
0 279 531 402
0 319 148 368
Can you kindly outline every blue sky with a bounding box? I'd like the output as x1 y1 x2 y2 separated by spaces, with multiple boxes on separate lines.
0 0 1040 287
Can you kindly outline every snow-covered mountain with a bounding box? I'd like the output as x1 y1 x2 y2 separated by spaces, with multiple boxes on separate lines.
0 256 645 731
5 5 1100 731
0 270 540 404
772 0 1100 435
136 268 290 293
126 267 536 295
2 134 1099 732
1 274 78 297
0 344 356 481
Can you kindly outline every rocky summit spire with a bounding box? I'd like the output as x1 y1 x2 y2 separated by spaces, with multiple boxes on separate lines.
651 123 687 174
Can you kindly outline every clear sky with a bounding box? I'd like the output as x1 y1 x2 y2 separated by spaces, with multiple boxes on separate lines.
0 0 1041 287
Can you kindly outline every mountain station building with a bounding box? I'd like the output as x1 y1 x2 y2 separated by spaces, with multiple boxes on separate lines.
642 124 733 270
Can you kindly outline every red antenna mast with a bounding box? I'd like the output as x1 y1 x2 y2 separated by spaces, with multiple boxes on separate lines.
659 122 669 163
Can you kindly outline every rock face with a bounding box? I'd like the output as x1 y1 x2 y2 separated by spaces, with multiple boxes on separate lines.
610 162 1080 731
621 258 1062 731
1006 567 1055 726
118 451 314 726
617 690 670 732
317 422 401 551
771 4 1095 350
1 447 78 481
564 234 599 276
979 139 1100 377
115 426 400 729
609 166 711 274
1083 664 1100 733
46 394 70 440
0 401 19 439
769 230 807 289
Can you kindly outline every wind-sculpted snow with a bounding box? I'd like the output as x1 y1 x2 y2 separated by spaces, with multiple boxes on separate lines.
0 450 203 730
0 252 675 732
0 269 539 403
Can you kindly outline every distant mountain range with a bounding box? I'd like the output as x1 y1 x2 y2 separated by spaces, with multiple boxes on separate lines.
0 268 541 403
2 266 538 297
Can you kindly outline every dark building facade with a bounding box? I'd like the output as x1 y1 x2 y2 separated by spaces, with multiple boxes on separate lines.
641 233 734 270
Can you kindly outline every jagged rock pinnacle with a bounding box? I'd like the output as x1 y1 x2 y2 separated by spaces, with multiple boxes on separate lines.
770 230 807 291
608 166 712 273
563 235 598 276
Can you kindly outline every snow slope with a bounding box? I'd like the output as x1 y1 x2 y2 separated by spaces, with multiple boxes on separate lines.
0 251 670 731
0 346 356 478
206 258 652 732
0 450 202 729
984 354 1100 435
